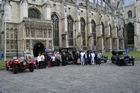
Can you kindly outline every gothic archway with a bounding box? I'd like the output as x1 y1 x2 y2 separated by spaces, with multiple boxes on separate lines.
80 18 86 46
101 22 105 50
33 42 45 57
28 7 41 19
126 23 134 49
91 20 96 49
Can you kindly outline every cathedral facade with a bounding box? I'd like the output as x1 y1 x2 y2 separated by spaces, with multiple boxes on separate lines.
0 0 124 57
123 0 140 51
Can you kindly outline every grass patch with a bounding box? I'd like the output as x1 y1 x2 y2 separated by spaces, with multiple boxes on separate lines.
0 60 5 71
104 51 140 61
129 51 140 61
103 52 112 60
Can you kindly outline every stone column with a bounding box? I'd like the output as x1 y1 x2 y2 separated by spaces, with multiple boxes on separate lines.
20 0 28 21
4 1 12 22
135 22 140 51
44 4 51 20
64 12 68 47
96 23 103 51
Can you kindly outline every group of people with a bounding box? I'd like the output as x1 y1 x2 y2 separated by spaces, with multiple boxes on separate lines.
35 49 105 68
36 52 46 68
80 50 97 65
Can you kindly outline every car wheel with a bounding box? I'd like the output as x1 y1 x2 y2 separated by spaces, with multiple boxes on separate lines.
29 66 34 72
118 61 122 66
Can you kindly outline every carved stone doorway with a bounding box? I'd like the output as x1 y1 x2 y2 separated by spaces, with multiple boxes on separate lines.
33 42 45 57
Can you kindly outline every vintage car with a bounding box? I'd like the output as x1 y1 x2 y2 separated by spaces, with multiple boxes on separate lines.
46 51 61 66
59 47 76 65
6 57 35 74
111 50 135 66
95 52 108 64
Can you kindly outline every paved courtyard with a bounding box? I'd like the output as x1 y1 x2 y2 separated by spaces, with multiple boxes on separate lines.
0 61 140 93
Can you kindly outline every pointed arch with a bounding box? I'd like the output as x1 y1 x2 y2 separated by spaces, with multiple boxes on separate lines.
101 22 105 37
33 42 45 57
109 24 112 36
67 15 74 46
80 17 86 46
128 10 132 18
51 13 59 47
91 20 96 46
101 22 106 50
28 7 41 19
126 22 134 48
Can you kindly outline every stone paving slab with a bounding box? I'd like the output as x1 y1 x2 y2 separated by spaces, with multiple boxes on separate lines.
0 62 140 93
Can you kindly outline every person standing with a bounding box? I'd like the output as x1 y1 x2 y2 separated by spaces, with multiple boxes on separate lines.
84 51 92 65
61 52 66 66
91 51 95 64
40 52 46 68
40 53 45 62
80 51 85 65
36 53 41 68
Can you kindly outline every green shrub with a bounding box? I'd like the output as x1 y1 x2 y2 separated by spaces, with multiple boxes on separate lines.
0 60 5 71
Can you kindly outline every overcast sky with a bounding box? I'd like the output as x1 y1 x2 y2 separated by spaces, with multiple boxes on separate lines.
124 0 134 6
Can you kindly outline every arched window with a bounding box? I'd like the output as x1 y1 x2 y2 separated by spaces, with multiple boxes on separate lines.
127 23 134 45
128 10 132 18
101 22 105 49
67 15 73 46
51 13 59 47
109 24 112 36
101 22 105 37
91 20 96 46
28 8 41 19
80 18 86 46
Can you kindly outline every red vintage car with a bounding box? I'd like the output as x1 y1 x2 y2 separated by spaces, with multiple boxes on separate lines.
6 57 35 74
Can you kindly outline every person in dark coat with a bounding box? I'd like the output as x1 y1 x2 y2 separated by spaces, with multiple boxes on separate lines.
86 51 92 65
61 52 66 66
94 51 98 64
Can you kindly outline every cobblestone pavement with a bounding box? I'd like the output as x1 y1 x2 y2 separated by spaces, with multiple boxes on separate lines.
0 61 140 93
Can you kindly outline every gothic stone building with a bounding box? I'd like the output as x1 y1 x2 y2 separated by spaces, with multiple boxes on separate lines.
123 0 140 51
0 0 124 57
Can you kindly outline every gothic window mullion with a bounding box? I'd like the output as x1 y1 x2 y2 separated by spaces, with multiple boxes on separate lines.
51 14 59 47
67 16 73 46
81 18 85 46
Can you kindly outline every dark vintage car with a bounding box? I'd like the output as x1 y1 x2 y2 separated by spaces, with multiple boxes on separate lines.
59 47 77 65
111 50 135 66
6 57 35 74
95 52 108 64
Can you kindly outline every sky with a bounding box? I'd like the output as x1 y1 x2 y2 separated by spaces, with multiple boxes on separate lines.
89 0 134 6
124 0 134 6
